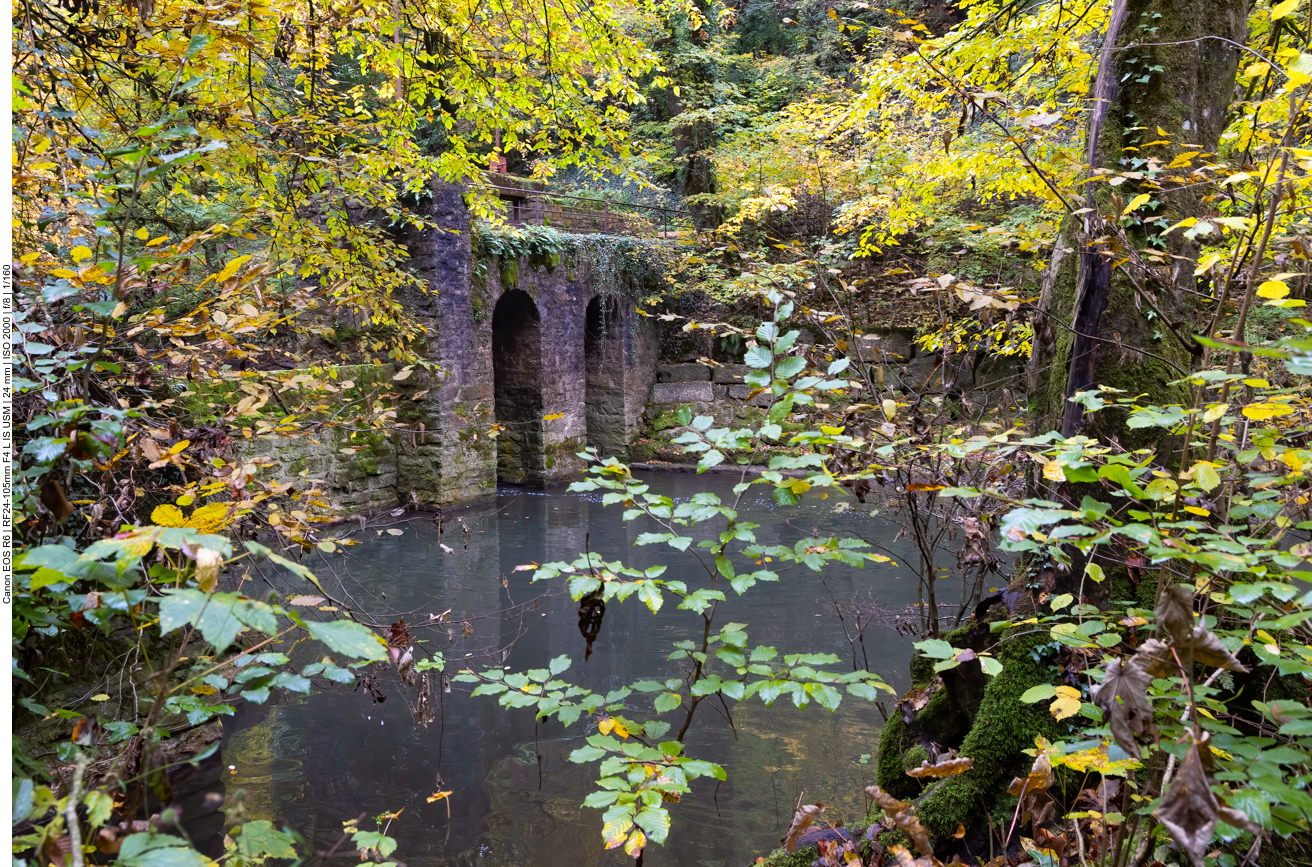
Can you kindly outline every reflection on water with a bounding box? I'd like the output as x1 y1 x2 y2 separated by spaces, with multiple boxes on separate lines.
224 472 925 866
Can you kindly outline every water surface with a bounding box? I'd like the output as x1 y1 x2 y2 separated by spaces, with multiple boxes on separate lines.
224 471 926 866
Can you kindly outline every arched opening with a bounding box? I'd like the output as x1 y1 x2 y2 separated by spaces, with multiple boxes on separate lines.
585 296 626 458
492 290 544 484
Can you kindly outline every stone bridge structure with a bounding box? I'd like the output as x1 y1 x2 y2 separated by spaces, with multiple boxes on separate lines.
390 180 660 504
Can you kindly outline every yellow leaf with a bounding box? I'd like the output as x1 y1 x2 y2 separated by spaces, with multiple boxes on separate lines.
786 478 812 495
1203 403 1228 423
189 502 233 532
1123 193 1151 216
1243 378 1270 388
603 814 634 849
599 717 614 735
20 253 40 265
1193 462 1221 492
820 425 845 435
1243 403 1295 420
1050 686 1082 720
151 504 187 527
1183 505 1210 516
194 547 223 593
176 494 195 506
1272 0 1300 19
190 685 217 696
135 227 150 240
624 830 646 858
1042 460 1064 481
426 791 453 803
882 398 897 419
71 246 92 262
91 694 110 701
215 254 252 283
240 303 258 317
169 439 191 455
543 412 565 421
1257 280 1290 299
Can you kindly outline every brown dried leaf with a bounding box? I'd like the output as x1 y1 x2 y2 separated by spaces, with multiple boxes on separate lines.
784 804 825 853
1130 638 1176 679
1156 584 1195 645
906 756 975 778
1181 626 1248 673
1006 751 1054 796
1091 656 1155 758
1156 737 1220 867
865 786 932 856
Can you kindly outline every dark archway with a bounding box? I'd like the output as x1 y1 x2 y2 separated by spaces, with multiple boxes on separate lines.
585 295 626 458
492 290 544 484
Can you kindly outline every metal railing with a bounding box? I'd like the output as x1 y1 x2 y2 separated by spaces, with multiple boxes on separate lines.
475 182 694 238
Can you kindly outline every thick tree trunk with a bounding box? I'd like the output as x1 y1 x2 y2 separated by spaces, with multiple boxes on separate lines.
1029 0 1246 441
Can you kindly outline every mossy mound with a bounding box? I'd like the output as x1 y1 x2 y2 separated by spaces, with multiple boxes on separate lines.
875 630 1066 853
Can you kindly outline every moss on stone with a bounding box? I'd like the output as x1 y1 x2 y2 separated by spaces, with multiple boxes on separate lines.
913 634 1062 840
875 714 917 800
499 256 520 291
648 406 692 434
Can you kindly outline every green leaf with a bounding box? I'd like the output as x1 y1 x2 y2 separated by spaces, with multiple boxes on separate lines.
914 639 955 659
654 692 681 713
235 821 297 861
306 620 387 661
1020 684 1057 703
744 346 773 369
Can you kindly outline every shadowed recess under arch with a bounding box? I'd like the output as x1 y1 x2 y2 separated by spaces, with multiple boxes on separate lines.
492 289 544 484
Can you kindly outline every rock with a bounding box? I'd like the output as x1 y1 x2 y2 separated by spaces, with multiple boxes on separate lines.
975 356 1025 391
858 329 915 363
650 382 714 403
657 363 711 383
728 385 773 407
796 827 855 853
711 364 750 384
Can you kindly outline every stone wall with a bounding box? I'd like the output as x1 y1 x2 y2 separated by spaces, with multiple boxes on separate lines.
209 179 662 510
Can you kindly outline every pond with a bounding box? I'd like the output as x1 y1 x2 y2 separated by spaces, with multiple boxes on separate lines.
221 471 930 867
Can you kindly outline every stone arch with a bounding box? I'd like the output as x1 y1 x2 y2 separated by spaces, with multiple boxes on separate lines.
584 295 627 458
492 289 544 484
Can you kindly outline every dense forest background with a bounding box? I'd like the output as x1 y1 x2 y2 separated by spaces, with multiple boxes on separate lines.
10 0 1312 866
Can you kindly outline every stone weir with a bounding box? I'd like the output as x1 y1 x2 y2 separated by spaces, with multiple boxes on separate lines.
195 180 663 512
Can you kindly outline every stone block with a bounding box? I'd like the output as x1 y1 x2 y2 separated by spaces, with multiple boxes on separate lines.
858 330 914 363
657 363 712 382
729 385 773 407
712 364 751 384
975 356 1025 391
713 384 729 400
651 381 714 403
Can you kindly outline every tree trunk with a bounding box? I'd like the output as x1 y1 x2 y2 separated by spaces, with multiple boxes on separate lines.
1029 0 1246 441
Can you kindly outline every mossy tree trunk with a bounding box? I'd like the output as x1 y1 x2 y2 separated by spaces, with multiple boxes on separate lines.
1028 0 1246 440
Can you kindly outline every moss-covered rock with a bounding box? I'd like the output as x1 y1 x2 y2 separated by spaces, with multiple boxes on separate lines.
914 634 1062 840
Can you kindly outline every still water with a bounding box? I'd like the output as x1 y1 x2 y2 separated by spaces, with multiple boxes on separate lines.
223 471 926 867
